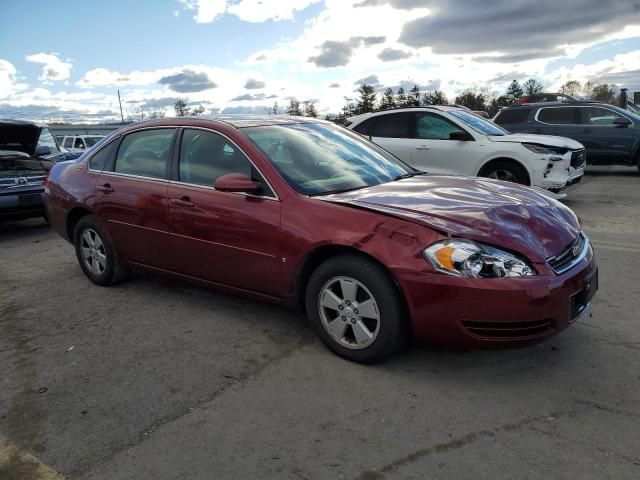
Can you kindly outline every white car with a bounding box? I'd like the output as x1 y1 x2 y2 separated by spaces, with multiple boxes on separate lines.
60 135 105 153
347 106 585 194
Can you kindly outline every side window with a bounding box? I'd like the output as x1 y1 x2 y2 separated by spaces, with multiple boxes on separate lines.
537 107 577 124
579 107 626 126
494 108 531 125
353 118 375 136
63 137 74 148
415 113 460 140
179 129 273 196
114 129 175 179
89 141 115 171
74 138 85 149
370 113 411 138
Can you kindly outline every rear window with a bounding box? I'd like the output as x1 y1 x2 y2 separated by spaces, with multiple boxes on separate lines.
89 141 115 171
537 107 577 124
370 113 412 138
494 108 531 125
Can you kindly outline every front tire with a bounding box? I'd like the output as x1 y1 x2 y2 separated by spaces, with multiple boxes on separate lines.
305 255 408 363
479 160 529 185
73 215 128 286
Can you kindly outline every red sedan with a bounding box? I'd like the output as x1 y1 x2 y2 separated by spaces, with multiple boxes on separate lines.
45 117 598 363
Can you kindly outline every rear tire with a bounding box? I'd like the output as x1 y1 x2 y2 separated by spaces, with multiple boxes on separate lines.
305 255 408 363
479 160 529 185
73 215 128 286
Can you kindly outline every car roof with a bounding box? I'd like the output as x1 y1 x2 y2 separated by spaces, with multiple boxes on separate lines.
347 105 467 123
504 101 618 109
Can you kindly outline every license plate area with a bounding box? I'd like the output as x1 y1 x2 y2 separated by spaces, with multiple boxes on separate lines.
18 193 42 205
569 269 598 323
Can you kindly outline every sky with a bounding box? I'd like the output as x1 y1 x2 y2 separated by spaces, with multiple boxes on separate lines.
1 0 640 123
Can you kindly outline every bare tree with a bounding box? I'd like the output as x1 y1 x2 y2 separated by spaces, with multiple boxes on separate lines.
302 100 318 118
560 80 582 97
286 99 302 116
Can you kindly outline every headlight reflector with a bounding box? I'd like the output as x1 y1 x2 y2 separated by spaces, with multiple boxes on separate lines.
424 239 535 278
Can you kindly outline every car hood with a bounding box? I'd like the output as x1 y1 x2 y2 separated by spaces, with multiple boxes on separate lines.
320 175 580 263
488 133 584 150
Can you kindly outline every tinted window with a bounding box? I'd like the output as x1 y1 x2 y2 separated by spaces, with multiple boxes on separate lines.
353 118 375 135
114 129 174 179
370 113 411 138
74 138 85 149
243 123 414 196
179 129 272 195
579 107 626 126
89 142 115 171
63 137 74 148
415 113 460 139
538 107 577 124
494 108 530 125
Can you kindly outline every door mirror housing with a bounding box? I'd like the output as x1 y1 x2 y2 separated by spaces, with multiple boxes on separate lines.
613 117 632 128
35 145 54 157
214 173 260 193
449 130 472 141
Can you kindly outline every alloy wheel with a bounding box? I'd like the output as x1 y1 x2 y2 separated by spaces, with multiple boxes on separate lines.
80 228 107 276
487 169 518 183
318 276 381 350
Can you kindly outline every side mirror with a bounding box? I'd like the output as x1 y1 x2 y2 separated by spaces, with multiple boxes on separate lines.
35 145 53 157
214 173 260 193
449 130 471 141
613 117 631 128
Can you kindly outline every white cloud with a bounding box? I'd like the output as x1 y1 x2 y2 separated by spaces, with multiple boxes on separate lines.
178 0 321 23
0 59 28 99
25 53 73 82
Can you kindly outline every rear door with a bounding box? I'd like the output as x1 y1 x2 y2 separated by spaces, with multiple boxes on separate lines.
368 112 416 165
576 106 635 165
93 127 176 269
411 112 479 176
167 128 282 296
533 106 580 139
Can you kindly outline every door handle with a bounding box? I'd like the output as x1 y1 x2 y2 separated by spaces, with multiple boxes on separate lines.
416 145 431 150
170 197 195 208
96 183 113 193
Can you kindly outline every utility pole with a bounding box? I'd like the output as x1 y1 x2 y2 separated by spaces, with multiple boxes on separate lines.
117 90 125 124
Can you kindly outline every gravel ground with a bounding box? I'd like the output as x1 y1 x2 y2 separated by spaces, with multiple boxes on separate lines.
1 167 639 479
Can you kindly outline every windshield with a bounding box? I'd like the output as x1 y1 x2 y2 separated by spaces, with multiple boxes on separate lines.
84 136 104 147
243 123 415 196
607 104 640 121
37 128 61 153
449 110 510 136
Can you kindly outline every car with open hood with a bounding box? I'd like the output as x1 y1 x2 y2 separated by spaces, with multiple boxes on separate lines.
45 116 598 363
347 106 585 196
0 119 81 221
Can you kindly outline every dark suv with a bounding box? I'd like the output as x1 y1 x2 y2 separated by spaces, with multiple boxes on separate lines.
494 102 640 169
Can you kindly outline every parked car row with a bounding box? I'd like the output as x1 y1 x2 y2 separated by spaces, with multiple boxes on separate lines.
43 116 598 363
347 106 586 194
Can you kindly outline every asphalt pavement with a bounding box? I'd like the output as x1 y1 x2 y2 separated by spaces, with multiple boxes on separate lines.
1 166 639 479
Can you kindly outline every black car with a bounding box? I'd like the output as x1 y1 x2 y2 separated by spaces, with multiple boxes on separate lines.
0 119 81 222
494 102 640 169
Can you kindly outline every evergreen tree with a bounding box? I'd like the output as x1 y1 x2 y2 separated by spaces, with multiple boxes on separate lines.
379 87 396 110
409 84 421 106
454 89 488 111
174 99 190 117
427 89 448 105
302 100 318 118
286 99 302 116
504 80 524 104
396 87 407 107
522 78 545 95
356 84 377 114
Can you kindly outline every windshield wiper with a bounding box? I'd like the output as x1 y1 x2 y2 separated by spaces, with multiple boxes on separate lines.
393 171 424 181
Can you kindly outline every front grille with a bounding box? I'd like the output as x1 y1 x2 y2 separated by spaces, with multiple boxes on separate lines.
462 319 554 339
0 174 46 190
548 233 588 274
571 149 586 169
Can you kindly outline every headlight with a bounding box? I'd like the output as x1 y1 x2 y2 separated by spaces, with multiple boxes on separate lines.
522 143 567 156
424 239 535 278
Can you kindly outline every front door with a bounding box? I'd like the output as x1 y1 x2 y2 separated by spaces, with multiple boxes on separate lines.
167 128 282 297
576 106 635 165
534 106 580 140
93 128 176 270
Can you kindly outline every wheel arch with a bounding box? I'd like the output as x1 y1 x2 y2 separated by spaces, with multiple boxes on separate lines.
66 206 93 242
293 244 408 316
477 157 532 186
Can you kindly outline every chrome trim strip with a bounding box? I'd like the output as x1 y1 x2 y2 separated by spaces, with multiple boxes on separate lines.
547 233 590 275
168 180 279 201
